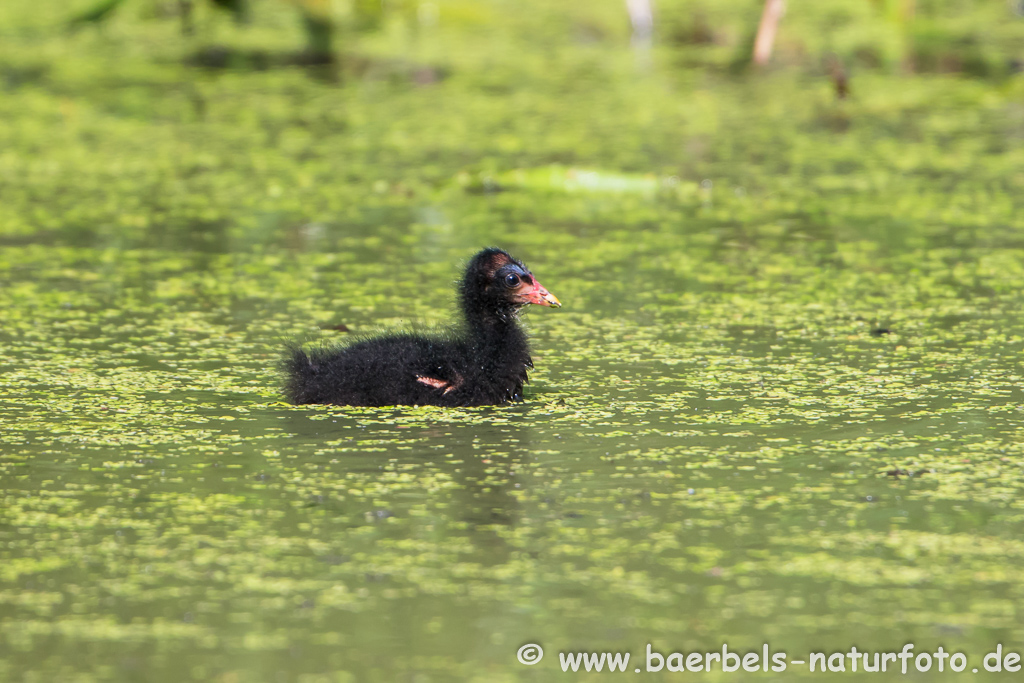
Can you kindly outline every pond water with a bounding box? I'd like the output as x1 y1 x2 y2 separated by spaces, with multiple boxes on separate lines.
3 2 1024 681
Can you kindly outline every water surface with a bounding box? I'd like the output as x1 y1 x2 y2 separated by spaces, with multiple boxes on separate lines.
2 1 1024 681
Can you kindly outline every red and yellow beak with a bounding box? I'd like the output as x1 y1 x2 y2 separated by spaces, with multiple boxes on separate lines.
518 278 561 307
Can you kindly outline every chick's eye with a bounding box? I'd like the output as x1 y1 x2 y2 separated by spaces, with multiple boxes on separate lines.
504 273 520 287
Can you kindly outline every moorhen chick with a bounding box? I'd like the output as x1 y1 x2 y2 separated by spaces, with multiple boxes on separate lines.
285 247 561 406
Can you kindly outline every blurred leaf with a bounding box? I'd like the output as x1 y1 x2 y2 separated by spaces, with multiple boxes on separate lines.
68 0 127 28
286 0 335 59
300 11 334 58
287 0 331 18
353 0 384 31
209 0 249 23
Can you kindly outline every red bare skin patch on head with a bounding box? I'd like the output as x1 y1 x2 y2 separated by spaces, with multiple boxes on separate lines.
481 252 516 279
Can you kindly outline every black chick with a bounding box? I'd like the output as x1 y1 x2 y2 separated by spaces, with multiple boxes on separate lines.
285 247 561 406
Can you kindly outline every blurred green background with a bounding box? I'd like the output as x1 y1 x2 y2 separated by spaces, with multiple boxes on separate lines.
2 1 1024 681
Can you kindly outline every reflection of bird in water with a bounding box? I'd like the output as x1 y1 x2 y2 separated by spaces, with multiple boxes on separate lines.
285 248 561 406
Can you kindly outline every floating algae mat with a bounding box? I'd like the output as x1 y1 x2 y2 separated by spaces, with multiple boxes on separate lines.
3 2 1024 682
458 166 669 195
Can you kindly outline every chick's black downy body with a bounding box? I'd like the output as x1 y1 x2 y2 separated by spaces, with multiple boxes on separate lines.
285 248 560 406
